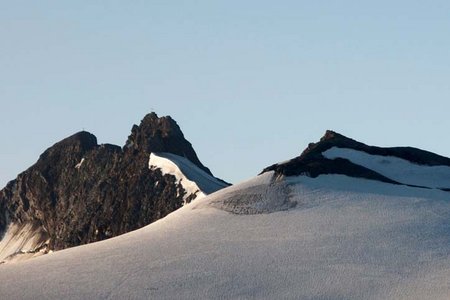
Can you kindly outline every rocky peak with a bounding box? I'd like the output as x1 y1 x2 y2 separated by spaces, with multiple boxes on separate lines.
38 131 98 164
125 112 213 175
0 112 225 262
262 130 450 190
300 130 362 160
321 129 340 141
301 130 450 166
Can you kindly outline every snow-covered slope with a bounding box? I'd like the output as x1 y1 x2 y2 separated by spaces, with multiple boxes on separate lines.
0 113 230 262
323 147 450 189
149 152 228 202
1 171 450 299
264 130 450 192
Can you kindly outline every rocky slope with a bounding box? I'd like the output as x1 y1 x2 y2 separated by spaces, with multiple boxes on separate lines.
263 130 450 191
0 113 228 262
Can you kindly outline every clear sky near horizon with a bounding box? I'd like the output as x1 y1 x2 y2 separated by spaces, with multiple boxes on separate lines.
1 1 450 187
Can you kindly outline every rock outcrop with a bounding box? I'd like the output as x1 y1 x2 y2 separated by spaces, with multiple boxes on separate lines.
262 130 450 190
0 113 227 261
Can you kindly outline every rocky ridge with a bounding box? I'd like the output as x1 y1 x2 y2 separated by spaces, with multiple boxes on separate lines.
262 130 450 190
0 113 227 262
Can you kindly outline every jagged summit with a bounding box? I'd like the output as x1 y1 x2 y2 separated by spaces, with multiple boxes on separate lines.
125 113 184 151
125 112 213 175
0 112 226 263
262 130 450 191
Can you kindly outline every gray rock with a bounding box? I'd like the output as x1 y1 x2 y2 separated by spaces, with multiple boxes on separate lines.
0 113 225 251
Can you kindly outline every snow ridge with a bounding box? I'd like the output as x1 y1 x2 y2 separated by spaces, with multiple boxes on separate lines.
149 152 228 203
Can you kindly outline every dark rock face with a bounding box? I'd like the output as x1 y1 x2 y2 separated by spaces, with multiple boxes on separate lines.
262 130 450 189
125 113 213 175
302 130 450 167
0 113 223 251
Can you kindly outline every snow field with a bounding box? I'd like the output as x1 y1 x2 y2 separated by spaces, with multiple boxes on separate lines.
1 174 450 299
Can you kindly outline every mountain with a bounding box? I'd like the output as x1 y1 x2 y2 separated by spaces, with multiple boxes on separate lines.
1 131 450 299
263 130 450 190
0 113 228 263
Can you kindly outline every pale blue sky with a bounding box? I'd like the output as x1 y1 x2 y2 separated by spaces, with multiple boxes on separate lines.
1 1 450 186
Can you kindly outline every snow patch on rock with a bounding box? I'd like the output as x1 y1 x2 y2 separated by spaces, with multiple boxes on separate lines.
74 158 85 169
149 152 227 203
323 147 450 189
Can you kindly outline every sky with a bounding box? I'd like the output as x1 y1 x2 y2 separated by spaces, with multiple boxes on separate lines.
1 1 450 186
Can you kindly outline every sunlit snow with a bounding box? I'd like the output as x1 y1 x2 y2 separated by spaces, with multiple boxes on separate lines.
149 152 227 202
1 173 450 299
323 147 450 189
